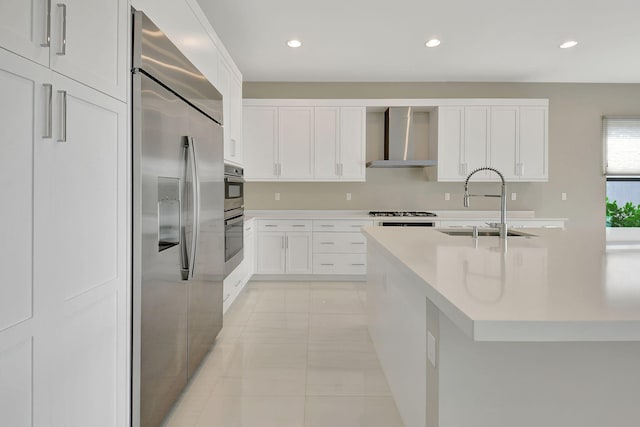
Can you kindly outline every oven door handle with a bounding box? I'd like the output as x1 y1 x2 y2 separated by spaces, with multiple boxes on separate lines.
225 176 245 184
225 215 244 226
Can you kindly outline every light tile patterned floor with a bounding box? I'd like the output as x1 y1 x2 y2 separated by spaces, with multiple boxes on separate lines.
161 281 405 427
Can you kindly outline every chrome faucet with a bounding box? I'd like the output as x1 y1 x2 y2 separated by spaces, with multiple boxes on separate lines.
463 167 508 238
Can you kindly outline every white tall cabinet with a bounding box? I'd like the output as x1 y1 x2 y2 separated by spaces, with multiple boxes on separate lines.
0 1 129 426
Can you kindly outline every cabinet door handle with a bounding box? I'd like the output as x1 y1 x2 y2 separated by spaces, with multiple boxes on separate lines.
57 90 67 142
273 163 278 176
520 162 525 177
234 279 242 288
335 163 339 176
223 293 231 302
56 3 67 56
340 163 344 176
41 0 51 47
285 236 288 249
320 263 334 266
43 84 53 139
281 236 285 249
278 163 282 176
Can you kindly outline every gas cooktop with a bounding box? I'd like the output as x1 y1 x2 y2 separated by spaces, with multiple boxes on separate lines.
369 211 437 217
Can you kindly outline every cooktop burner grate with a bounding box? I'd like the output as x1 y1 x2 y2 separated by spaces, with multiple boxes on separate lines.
368 211 437 217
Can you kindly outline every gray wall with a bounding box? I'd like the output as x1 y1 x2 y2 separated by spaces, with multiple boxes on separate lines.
243 82 640 229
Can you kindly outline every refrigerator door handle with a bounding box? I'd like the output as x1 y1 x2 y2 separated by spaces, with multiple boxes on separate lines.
181 136 199 280
190 136 200 278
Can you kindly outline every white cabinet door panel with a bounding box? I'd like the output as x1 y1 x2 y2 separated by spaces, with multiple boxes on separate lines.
286 232 313 274
314 107 339 179
49 0 128 100
437 107 464 180
244 106 278 180
0 0 49 66
519 107 548 181
257 232 285 274
0 337 32 426
278 107 314 179
339 106 366 180
490 106 519 181
464 106 489 178
0 52 44 331
36 75 124 301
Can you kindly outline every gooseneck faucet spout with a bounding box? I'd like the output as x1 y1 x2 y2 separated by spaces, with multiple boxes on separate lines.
463 167 508 238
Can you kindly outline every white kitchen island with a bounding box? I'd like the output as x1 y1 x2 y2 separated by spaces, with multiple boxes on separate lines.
364 227 640 427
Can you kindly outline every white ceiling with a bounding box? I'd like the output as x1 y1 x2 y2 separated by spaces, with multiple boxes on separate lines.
197 0 640 83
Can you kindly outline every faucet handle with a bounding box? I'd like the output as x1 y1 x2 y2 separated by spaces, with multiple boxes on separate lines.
486 222 500 228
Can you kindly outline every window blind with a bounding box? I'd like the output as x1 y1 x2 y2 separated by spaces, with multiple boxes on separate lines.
604 117 640 175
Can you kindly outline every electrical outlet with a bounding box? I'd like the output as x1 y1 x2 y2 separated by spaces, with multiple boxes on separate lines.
444 192 450 201
346 193 352 201
275 192 280 201
561 192 567 201
511 192 517 201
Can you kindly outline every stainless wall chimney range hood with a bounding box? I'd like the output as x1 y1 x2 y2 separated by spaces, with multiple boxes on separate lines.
366 107 437 168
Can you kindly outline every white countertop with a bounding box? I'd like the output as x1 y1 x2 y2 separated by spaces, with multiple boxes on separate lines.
363 226 640 342
245 209 566 222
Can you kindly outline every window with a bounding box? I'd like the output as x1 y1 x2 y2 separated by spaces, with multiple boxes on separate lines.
604 117 640 176
604 117 640 227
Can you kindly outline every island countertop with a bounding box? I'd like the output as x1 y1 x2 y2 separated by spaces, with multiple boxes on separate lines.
363 226 640 342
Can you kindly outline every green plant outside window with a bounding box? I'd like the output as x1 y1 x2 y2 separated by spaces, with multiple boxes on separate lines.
606 197 640 227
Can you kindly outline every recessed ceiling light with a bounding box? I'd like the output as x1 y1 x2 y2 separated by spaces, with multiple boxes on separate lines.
287 39 302 48
559 40 578 49
425 39 441 48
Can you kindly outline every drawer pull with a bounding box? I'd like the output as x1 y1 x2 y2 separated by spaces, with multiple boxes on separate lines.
351 263 366 266
292 224 306 227
234 279 242 288
320 242 334 245
320 224 335 227
351 225 363 227
320 263 334 266
264 224 277 227
350 242 365 245
223 293 231 302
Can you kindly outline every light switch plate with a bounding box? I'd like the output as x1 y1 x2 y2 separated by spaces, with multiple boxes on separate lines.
427 331 437 368
444 192 450 201
346 192 352 201
275 192 280 201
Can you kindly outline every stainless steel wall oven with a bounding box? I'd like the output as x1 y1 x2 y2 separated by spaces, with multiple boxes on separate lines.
224 164 244 274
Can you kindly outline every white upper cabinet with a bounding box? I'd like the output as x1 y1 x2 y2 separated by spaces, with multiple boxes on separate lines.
228 74 243 165
338 107 366 180
0 0 50 66
314 107 340 179
435 101 548 182
244 106 278 179
0 0 128 101
278 107 314 179
245 101 366 181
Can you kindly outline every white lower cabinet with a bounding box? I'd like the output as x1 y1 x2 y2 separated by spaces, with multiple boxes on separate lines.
312 220 372 275
255 220 312 274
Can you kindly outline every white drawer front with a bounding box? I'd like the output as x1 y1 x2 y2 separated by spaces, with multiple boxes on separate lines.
259 219 312 232
313 254 367 275
313 232 367 253
313 219 373 232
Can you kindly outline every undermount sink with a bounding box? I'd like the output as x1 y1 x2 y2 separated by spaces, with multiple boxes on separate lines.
437 228 537 238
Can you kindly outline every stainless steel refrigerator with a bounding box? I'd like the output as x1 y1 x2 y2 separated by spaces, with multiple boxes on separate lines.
131 10 224 427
